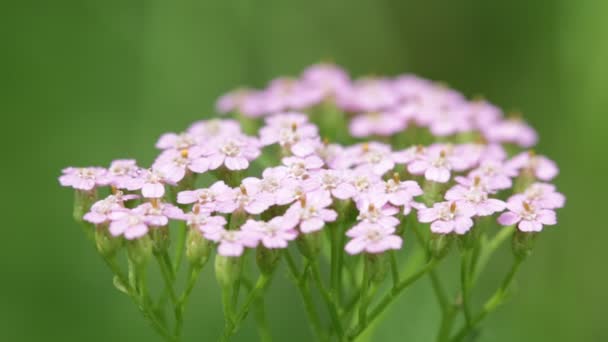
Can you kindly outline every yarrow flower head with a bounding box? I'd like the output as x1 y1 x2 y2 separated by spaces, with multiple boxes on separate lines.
60 64 566 342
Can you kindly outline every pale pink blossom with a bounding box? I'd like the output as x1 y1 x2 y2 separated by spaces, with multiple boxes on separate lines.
177 181 231 211
259 112 319 156
408 144 470 183
203 228 258 257
345 222 402 254
513 183 565 209
355 193 400 228
83 192 139 224
184 210 227 233
484 118 538 148
285 191 337 233
187 119 242 140
59 167 109 191
107 159 141 189
108 204 173 239
349 111 407 138
371 175 423 214
282 155 324 180
498 197 556 232
418 201 476 234
155 132 198 150
315 169 357 200
444 184 506 216
506 152 559 181
153 147 210 183
215 184 274 215
205 135 261 171
126 169 170 199
241 216 299 249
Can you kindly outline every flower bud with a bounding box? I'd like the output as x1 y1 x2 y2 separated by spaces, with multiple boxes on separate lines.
73 189 97 223
95 225 122 258
127 236 153 267
457 225 479 251
297 231 322 260
256 247 281 275
186 229 211 268
428 233 453 259
512 230 536 260
422 181 443 206
151 227 171 255
365 253 389 285
215 254 243 289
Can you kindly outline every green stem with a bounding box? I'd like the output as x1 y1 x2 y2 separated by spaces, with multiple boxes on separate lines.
253 296 273 342
175 265 203 338
284 250 325 341
472 226 515 284
173 221 187 272
347 259 438 340
357 258 371 330
450 258 523 342
310 261 345 339
389 252 400 288
222 274 272 341
460 251 472 328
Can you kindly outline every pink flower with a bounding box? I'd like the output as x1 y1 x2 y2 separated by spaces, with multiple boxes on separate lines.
155 132 198 150
203 228 258 257
484 118 538 148
300 63 351 98
285 191 337 233
153 147 210 183
184 210 227 233
338 78 400 112
418 201 476 234
506 152 559 181
215 184 274 215
339 142 397 176
187 119 242 140
59 167 108 191
498 197 556 232
241 216 299 249
444 183 506 216
349 111 407 138
205 135 261 171
177 180 231 211
510 183 565 210
126 169 170 199
215 88 255 114
315 169 357 200
355 193 400 228
108 203 174 239
282 155 324 180
371 175 423 214
262 78 325 113
345 222 402 255
83 192 138 224
467 159 517 191
408 144 469 183
107 159 141 189
259 112 319 156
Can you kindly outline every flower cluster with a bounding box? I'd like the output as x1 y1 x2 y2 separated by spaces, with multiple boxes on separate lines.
60 63 565 342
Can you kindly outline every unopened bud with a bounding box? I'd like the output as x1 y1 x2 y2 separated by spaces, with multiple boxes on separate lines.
512 230 536 260
297 231 322 260
127 236 153 267
365 253 389 285
186 229 211 268
95 225 122 258
73 189 97 223
215 254 243 289
429 233 453 259
151 227 171 255
256 247 281 275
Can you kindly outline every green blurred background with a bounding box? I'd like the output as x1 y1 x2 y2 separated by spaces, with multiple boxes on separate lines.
3 0 607 341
